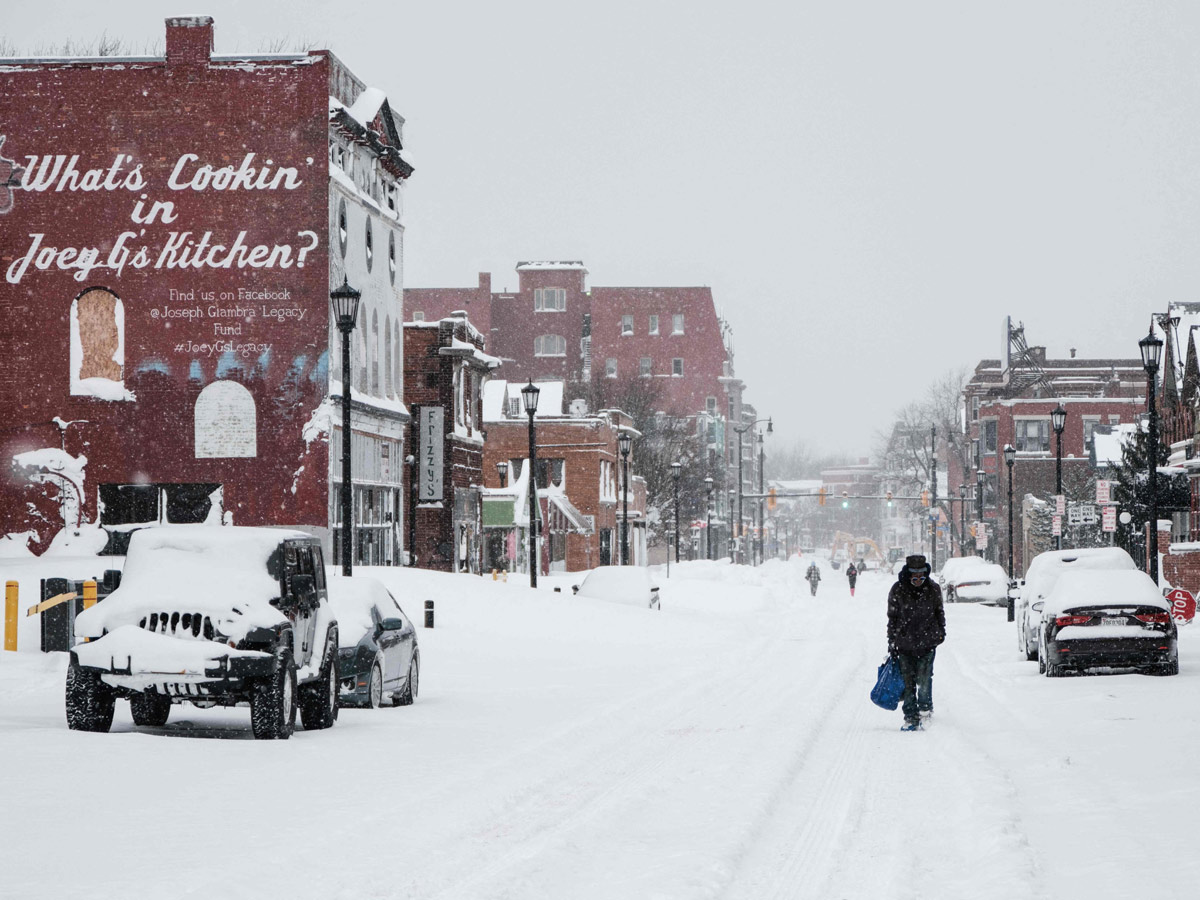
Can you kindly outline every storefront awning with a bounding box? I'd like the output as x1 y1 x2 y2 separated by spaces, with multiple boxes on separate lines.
548 494 593 535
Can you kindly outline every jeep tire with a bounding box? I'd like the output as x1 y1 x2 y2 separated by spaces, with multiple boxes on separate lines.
130 691 172 727
299 637 339 731
251 654 297 740
66 662 115 733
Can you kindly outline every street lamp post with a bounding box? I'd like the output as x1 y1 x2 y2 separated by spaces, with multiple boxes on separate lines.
1140 330 1164 583
959 484 967 556
1004 444 1016 621
930 425 938 572
704 476 714 560
976 468 985 558
330 277 362 576
733 417 772 565
1051 403 1067 550
756 432 766 566
618 431 633 565
521 381 541 588
496 460 508 487
672 461 682 564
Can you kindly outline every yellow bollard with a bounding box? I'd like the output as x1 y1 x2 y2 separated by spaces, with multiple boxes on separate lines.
82 580 98 609
492 569 499 581
5 581 17 651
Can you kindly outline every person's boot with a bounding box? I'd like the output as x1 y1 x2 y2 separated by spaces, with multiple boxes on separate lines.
901 718 921 732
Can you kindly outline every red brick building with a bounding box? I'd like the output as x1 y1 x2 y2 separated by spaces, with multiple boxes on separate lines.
480 380 643 573
0 16 413 563
402 314 500 572
958 325 1147 575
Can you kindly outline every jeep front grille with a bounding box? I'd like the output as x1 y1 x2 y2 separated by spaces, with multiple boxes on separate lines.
139 611 215 641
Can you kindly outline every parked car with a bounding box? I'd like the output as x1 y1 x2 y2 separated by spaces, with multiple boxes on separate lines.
937 556 987 601
328 575 420 708
572 566 661 609
1015 547 1137 661
69 526 339 739
950 562 1010 606
1035 569 1178 676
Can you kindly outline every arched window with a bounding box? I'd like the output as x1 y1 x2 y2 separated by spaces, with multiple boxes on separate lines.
365 219 374 272
337 199 348 258
534 334 566 357
355 327 367 393
195 381 257 458
71 286 130 399
371 310 380 394
394 322 401 399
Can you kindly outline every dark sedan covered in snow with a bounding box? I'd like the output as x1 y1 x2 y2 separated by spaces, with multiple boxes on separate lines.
328 576 420 708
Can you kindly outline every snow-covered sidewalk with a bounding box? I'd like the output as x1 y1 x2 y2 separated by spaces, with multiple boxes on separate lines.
1 556 1197 899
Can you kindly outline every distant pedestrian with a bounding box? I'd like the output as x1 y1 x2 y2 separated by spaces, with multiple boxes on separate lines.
845 562 858 596
806 562 821 596
886 554 946 731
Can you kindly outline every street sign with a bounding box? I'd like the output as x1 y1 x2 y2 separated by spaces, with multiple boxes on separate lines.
1055 495 1065 516
1102 506 1117 532
1096 480 1111 504
1068 504 1097 526
1051 515 1061 536
1167 588 1196 624
976 521 988 549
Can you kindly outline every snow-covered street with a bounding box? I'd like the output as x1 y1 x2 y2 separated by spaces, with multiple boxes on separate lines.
2 556 1198 900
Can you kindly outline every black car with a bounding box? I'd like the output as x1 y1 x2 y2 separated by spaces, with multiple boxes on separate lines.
1036 569 1178 677
328 576 420 708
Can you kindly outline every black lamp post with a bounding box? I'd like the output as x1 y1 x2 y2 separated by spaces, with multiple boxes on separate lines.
672 460 682 563
756 432 766 567
959 483 967 556
521 381 540 588
330 277 361 576
618 431 633 565
705 476 714 560
1004 444 1016 622
496 460 508 487
1051 403 1067 550
1004 442 1016 575
976 468 985 558
1140 329 1164 583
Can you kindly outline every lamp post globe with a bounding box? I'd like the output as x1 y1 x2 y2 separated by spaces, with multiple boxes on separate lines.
522 381 540 588
330 278 361 576
1139 330 1163 582
618 431 633 565
495 460 508 486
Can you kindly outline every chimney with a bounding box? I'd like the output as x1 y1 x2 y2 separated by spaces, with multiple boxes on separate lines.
165 16 214 67
1070 348 1077 359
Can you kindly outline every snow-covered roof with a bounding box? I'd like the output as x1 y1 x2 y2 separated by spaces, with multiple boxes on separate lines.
1092 423 1138 467
516 261 587 272
482 380 564 420
347 87 387 127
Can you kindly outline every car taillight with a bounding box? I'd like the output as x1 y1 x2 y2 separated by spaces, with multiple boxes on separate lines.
1134 612 1170 624
1055 615 1092 627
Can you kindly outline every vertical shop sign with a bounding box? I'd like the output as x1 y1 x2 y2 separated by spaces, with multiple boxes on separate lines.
419 406 444 501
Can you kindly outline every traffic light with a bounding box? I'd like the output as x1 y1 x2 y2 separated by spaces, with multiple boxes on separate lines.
818 488 827 506
767 487 777 511
970 523 977 538
886 491 893 507
841 491 849 509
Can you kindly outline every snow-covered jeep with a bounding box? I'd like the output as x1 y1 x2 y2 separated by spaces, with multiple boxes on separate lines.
67 525 338 740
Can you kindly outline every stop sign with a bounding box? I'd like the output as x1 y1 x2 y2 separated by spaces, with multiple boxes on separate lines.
1167 588 1196 624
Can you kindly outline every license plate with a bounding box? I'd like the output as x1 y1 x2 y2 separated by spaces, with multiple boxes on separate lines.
1101 617 1127 626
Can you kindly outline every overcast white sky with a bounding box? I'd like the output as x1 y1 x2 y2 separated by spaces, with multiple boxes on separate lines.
9 1 1200 456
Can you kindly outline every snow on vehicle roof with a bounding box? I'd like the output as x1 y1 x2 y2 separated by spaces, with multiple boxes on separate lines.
939 556 987 582
955 562 1008 584
76 525 310 634
328 574 394 649
1023 547 1137 601
1042 570 1168 615
576 566 658 605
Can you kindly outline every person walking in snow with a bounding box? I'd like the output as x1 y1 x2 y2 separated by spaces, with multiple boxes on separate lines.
805 562 821 596
845 562 858 596
886 554 946 731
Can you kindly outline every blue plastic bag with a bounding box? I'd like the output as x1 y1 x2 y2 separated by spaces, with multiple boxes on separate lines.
871 655 904 710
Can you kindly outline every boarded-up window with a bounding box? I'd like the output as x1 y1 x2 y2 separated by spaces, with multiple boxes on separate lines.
194 380 257 458
75 288 121 381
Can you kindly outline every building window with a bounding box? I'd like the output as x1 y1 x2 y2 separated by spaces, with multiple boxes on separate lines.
621 314 634 335
649 315 659 335
605 358 617 378
534 334 567 357
982 419 997 455
388 231 397 285
534 288 566 311
971 396 980 421
507 397 521 417
672 358 684 376
1108 414 1121 425
1014 418 1051 453
1083 416 1102 452
639 357 652 377
672 313 685 335
365 219 374 271
706 396 717 415
412 311 425 322
337 199 348 258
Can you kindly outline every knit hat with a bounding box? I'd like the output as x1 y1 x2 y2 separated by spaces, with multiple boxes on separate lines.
904 554 931 577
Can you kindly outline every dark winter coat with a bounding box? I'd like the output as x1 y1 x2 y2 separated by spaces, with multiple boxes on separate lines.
887 571 946 655
806 564 821 583
846 564 858 584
